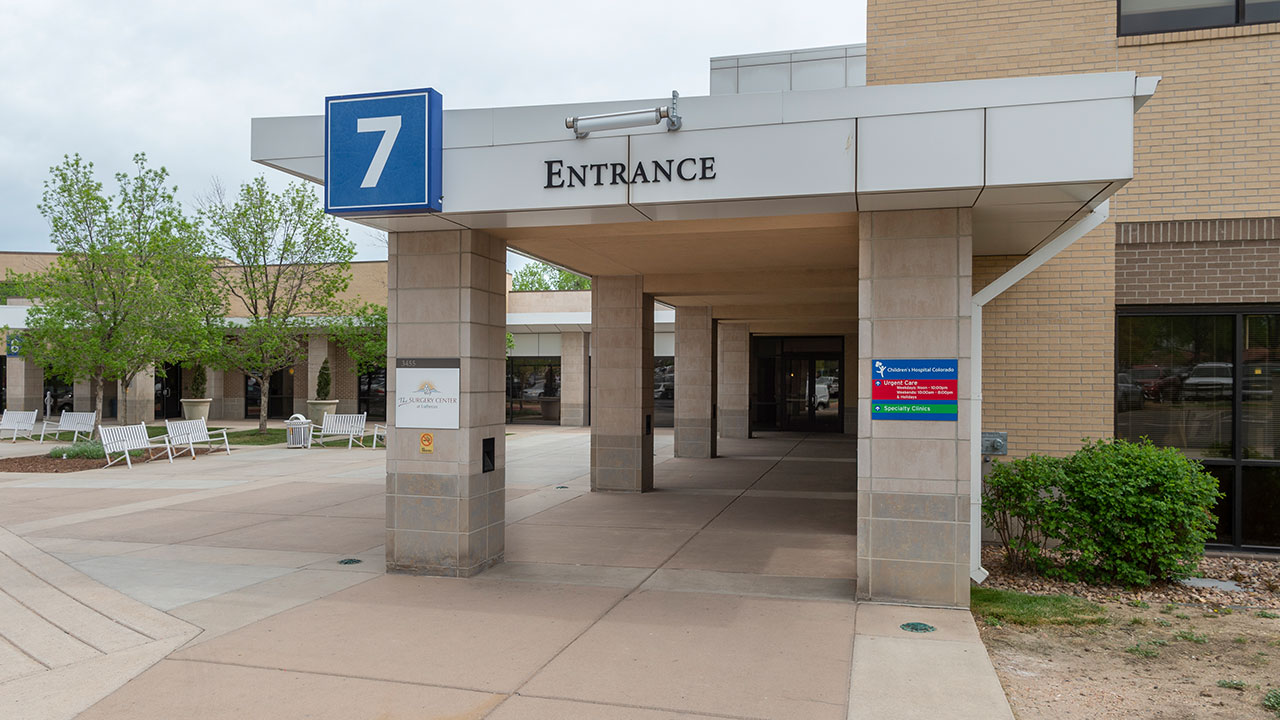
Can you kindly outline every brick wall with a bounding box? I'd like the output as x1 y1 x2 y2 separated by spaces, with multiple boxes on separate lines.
973 229 1116 456
867 2 1280 457
1117 218 1280 304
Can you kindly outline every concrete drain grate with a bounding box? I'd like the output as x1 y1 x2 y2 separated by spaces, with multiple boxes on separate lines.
338 558 363 565
900 622 936 634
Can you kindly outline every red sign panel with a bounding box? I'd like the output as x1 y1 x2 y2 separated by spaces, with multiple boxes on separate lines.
871 378 958 402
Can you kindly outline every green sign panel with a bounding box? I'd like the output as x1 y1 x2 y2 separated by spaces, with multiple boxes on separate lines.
871 402 959 417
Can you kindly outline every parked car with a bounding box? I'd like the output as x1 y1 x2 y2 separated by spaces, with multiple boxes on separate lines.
1181 362 1234 401
654 382 674 400
816 375 840 400
1244 363 1278 401
1128 364 1181 402
1115 372 1144 412
814 382 832 410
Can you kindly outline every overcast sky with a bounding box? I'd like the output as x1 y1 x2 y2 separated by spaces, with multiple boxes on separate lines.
0 1 866 265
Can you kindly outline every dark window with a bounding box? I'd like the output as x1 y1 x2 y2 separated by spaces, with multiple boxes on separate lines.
245 369 295 420
358 367 387 421
506 356 561 424
654 357 675 428
1118 309 1280 550
1119 0 1277 35
42 377 73 418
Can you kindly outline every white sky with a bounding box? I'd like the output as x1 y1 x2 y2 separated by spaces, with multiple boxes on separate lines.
0 1 866 266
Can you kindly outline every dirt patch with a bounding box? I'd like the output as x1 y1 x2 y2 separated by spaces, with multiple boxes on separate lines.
981 600 1280 719
0 448 220 473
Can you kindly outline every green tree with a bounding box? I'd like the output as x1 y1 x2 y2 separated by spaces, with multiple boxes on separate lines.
315 357 331 400
510 261 590 291
202 177 355 432
12 153 217 421
328 302 387 376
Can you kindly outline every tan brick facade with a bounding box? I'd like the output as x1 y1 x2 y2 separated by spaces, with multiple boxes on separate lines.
868 2 1280 457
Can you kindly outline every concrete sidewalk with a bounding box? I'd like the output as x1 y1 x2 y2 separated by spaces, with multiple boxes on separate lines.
0 425 1012 719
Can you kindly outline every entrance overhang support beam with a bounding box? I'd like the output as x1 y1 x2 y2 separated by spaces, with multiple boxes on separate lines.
967 201 1110 583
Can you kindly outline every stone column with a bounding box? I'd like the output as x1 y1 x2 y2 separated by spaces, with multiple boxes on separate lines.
560 331 590 427
675 306 717 458
844 332 858 435
206 369 226 420
386 229 506 577
717 322 750 439
305 333 330 413
122 368 155 424
5 356 43 414
857 208 972 608
590 275 654 492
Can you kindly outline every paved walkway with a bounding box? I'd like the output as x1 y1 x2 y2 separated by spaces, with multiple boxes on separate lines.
0 425 1012 719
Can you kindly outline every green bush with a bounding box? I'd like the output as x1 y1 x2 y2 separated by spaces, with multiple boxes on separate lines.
189 363 207 397
1052 438 1220 586
48 441 107 459
983 437 1221 587
982 454 1063 572
316 357 331 400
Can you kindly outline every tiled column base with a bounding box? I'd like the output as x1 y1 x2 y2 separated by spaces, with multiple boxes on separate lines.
560 331 589 427
717 323 750 439
386 230 507 576
857 209 972 608
590 276 654 492
675 307 717 459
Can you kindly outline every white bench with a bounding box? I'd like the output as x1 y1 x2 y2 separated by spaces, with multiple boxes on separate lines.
371 424 387 449
0 410 37 442
40 411 97 443
165 418 230 460
311 412 368 448
100 424 172 469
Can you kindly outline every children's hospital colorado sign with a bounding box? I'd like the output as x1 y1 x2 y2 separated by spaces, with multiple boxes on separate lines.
871 359 959 421
394 358 460 430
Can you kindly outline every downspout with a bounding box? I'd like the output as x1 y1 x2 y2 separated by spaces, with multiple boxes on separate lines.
968 200 1111 582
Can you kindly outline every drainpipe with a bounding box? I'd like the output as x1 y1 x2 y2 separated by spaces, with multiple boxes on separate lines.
968 200 1111 582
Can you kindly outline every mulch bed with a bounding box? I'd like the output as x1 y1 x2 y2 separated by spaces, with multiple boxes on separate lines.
981 544 1280 610
0 447 220 473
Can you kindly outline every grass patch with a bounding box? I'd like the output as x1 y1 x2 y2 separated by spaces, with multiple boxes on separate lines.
1156 619 1173 627
223 429 288 445
1217 679 1246 691
47 441 142 460
1125 644 1158 658
1128 599 1151 609
1174 630 1208 644
1160 603 1178 614
1175 613 1191 620
1264 688 1280 715
1257 610 1279 619
971 587 1108 627
1128 617 1147 626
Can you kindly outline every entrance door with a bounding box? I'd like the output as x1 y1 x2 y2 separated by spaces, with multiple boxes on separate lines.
781 355 843 432
154 363 183 419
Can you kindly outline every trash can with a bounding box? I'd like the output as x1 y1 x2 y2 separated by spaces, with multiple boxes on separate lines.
284 414 312 449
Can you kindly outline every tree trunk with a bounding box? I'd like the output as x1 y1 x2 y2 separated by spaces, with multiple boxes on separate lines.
93 375 104 423
120 373 133 426
258 374 269 433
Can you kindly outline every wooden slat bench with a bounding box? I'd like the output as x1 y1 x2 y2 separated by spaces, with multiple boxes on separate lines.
0 410 37 442
40 411 97 443
311 412 368 448
99 424 172 469
165 418 231 460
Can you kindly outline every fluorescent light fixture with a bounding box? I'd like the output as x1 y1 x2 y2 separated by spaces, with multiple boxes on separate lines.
566 91 682 139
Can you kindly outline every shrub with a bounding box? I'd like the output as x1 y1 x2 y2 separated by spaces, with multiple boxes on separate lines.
982 454 1063 572
189 363 207 397
1051 438 1221 586
316 358 331 400
48 441 107 459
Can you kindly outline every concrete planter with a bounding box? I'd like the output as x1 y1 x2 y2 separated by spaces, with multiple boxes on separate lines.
539 397 561 422
306 399 339 422
180 398 212 422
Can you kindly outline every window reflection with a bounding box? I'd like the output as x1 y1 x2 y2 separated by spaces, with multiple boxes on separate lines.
507 356 561 424
1116 315 1234 459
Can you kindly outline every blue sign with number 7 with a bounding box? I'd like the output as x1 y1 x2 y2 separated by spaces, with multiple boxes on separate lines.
325 88 442 215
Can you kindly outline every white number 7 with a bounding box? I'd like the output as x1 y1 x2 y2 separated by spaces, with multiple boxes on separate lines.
356 115 402 188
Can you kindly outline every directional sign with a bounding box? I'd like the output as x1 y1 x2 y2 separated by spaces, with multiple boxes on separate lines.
325 88 442 215
871 359 958 421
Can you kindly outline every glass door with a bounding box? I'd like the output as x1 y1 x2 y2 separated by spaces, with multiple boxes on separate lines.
781 355 843 431
783 358 812 430
154 363 182 419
